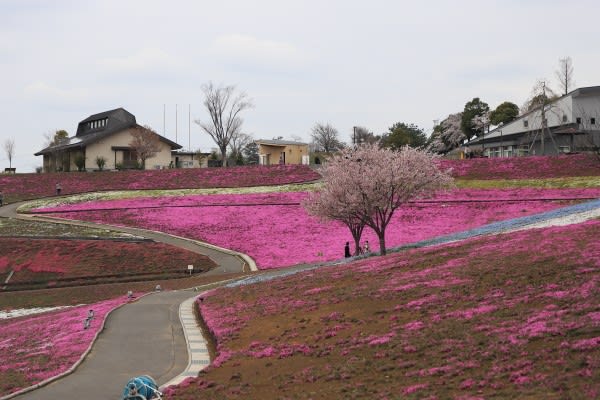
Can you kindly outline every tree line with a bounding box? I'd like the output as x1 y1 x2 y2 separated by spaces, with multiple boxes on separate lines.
31 57 575 170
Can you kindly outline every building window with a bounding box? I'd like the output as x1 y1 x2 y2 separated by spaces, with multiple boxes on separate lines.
517 145 529 157
592 118 596 125
576 117 582 124
523 120 528 128
559 145 570 154
562 115 567 123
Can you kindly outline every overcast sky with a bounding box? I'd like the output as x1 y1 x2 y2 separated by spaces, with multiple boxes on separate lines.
2 0 599 171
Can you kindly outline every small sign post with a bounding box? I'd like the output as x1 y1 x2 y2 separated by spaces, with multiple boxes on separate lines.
188 264 194 276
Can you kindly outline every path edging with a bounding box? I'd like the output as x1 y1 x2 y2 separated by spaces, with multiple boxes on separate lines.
26 214 258 272
160 278 243 390
0 293 152 400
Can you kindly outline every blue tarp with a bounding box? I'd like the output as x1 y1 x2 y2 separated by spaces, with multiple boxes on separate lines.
122 375 160 400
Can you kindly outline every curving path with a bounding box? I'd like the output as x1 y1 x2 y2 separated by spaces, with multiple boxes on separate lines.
0 200 255 275
11 289 193 400
3 195 600 399
0 199 254 399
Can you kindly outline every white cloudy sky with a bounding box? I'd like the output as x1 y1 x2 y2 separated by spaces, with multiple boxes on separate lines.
1 0 599 171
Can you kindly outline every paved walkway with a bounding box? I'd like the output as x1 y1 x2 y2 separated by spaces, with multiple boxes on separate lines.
3 195 600 399
12 289 194 400
0 199 253 399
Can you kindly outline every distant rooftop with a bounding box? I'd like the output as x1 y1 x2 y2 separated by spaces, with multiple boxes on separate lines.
255 139 308 146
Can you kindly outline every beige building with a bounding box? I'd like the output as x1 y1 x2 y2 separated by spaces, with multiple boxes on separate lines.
171 150 211 168
35 108 182 171
255 139 309 165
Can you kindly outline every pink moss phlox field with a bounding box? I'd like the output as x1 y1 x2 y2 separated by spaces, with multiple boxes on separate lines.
0 165 320 202
0 296 130 396
0 238 215 283
439 153 600 180
184 219 600 397
36 189 596 269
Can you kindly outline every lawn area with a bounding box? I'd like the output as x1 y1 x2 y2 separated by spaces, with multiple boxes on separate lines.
0 238 216 289
164 219 600 399
0 164 321 203
0 217 138 238
31 189 598 268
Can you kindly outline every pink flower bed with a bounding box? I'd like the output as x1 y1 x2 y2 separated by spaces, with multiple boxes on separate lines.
34 189 595 269
439 153 600 180
0 165 320 203
0 296 131 396
180 220 600 398
0 238 216 283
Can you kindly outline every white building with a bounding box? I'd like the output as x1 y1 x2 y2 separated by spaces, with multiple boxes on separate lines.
468 86 600 157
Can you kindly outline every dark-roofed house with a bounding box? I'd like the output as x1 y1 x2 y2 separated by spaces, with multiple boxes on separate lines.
467 86 600 157
35 108 182 171
255 139 309 165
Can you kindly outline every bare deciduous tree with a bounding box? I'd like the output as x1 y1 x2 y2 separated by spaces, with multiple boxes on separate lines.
521 79 559 114
3 138 15 169
353 126 380 145
228 132 254 164
129 125 162 169
42 130 69 171
555 56 575 96
195 82 253 167
43 129 69 147
311 123 343 152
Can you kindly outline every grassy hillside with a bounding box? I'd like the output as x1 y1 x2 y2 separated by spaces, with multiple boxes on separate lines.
440 153 600 180
0 165 320 203
0 238 216 290
166 220 600 399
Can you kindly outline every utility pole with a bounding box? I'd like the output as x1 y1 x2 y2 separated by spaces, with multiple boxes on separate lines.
541 82 546 155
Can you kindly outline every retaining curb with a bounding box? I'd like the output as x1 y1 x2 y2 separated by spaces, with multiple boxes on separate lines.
160 278 244 390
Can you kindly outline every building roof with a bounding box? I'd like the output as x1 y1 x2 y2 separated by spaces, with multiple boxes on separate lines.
171 150 212 156
255 139 308 146
35 108 181 155
469 85 600 145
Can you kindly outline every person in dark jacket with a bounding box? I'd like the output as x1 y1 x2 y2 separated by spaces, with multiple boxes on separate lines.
344 241 351 258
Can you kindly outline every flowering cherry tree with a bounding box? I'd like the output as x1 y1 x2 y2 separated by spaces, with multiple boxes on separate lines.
304 177 366 255
428 112 465 154
306 144 453 255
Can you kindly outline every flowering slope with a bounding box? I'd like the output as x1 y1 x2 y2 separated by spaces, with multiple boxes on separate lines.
0 165 320 203
166 220 600 399
0 296 129 396
0 238 215 285
35 189 593 269
440 153 600 180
